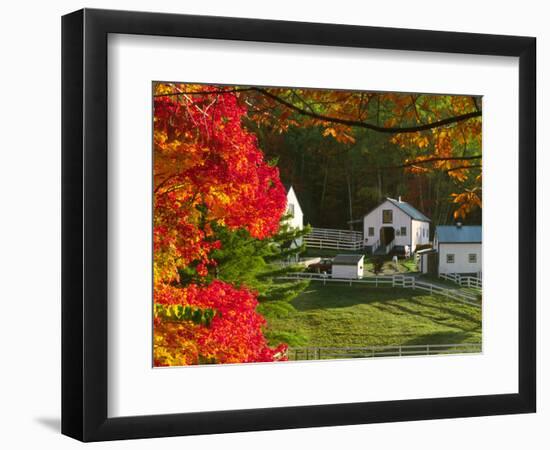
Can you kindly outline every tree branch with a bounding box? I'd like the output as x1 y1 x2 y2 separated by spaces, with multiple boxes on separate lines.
380 155 482 170
154 87 255 97
154 86 482 134
252 87 482 134
446 164 482 173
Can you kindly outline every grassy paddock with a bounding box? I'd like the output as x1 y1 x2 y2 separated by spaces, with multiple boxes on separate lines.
263 281 481 349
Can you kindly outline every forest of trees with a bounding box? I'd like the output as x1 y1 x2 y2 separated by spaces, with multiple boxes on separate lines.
246 88 482 230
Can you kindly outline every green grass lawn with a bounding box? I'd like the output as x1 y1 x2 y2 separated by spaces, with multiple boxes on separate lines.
363 256 418 276
262 281 481 349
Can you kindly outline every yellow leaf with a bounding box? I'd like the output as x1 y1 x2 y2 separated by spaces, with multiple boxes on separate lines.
322 128 337 137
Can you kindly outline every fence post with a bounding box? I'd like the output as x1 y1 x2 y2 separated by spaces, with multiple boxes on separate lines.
412 277 415 290
427 345 430 355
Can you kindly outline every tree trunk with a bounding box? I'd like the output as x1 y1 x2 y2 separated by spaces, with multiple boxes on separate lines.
320 156 329 214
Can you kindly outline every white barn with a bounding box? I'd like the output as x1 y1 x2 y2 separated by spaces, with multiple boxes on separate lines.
332 254 365 279
285 185 304 232
434 225 482 275
283 185 304 262
363 197 430 255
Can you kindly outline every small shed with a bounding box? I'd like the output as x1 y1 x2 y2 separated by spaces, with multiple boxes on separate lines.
416 248 437 274
332 254 365 279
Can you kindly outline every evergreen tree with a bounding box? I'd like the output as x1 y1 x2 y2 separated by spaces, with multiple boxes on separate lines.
203 218 312 346
178 216 311 305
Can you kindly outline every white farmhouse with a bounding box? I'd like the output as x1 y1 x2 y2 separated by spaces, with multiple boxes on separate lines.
434 224 482 275
363 197 430 255
332 254 365 279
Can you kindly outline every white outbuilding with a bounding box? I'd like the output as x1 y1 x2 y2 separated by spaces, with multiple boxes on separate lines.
417 248 438 274
434 224 482 275
363 197 430 255
332 254 365 279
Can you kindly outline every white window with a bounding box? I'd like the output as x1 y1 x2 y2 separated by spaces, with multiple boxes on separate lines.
400 226 406 236
382 209 393 224
468 253 477 263
368 227 374 236
446 254 455 264
287 203 295 217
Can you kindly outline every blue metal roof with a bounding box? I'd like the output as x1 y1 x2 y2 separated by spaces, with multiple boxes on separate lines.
385 198 431 222
435 225 482 243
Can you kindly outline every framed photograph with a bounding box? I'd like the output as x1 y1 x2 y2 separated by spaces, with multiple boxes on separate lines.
62 8 536 442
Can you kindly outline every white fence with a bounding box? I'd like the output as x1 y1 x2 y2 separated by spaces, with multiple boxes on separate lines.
371 239 381 254
368 238 395 255
439 273 482 289
288 343 481 360
381 239 395 255
279 273 480 306
304 227 363 251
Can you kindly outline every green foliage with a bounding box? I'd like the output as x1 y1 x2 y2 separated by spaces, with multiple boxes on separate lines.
154 304 217 326
203 219 311 306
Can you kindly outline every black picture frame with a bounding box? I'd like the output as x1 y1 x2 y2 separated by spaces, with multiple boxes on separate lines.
62 8 536 442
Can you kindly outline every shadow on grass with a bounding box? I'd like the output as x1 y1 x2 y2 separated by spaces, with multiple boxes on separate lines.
290 284 427 311
402 331 481 346
407 297 481 326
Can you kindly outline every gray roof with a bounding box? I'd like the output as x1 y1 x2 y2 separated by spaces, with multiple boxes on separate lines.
435 225 482 243
416 248 437 254
332 254 364 266
385 198 431 222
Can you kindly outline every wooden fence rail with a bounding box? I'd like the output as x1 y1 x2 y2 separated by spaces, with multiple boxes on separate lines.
278 273 480 306
304 227 364 251
289 343 482 360
439 272 482 289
